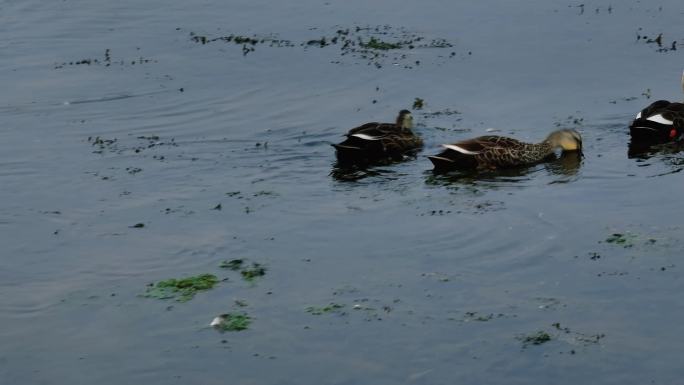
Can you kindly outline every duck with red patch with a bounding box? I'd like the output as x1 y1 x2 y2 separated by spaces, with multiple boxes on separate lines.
630 72 684 143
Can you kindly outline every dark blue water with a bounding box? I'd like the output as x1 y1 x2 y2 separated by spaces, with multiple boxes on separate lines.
2 0 684 384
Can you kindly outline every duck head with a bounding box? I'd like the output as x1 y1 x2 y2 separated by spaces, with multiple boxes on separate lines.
546 129 583 152
396 109 413 130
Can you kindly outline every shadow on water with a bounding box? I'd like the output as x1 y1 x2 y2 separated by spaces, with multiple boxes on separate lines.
329 154 420 182
329 164 398 182
628 140 684 176
545 151 584 181
628 140 684 159
424 151 583 188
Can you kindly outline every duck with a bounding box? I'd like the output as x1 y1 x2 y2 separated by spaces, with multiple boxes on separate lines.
428 129 582 171
332 110 423 164
630 72 684 142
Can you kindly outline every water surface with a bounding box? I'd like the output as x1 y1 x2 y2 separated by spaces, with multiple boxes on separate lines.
2 0 684 384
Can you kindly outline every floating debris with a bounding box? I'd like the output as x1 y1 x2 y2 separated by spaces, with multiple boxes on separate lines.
144 274 219 302
189 31 293 56
461 312 511 322
360 37 402 50
604 233 637 248
210 313 251 331
186 24 459 68
253 190 277 197
306 303 345 315
54 49 157 69
87 134 177 157
241 263 266 281
220 259 244 270
553 114 584 128
420 108 460 117
520 331 552 346
588 252 601 260
636 29 678 53
552 322 606 346
125 167 142 175
88 136 118 154
219 259 266 281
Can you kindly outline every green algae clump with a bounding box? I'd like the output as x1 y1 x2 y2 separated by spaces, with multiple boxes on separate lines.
306 303 345 315
361 37 402 50
521 331 552 346
220 259 244 270
241 263 266 281
211 313 252 332
145 274 219 302
605 233 637 247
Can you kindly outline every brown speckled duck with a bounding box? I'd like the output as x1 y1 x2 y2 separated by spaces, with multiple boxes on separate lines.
332 110 423 164
428 129 582 171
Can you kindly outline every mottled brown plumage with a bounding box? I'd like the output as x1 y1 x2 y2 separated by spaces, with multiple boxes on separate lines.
428 129 582 171
333 110 423 165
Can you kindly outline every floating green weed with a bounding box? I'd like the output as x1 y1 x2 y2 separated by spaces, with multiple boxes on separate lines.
605 233 637 248
220 260 266 281
144 274 218 302
306 303 345 315
212 313 251 332
361 37 402 50
253 190 277 197
464 312 494 322
241 263 266 281
521 331 552 346
220 259 244 270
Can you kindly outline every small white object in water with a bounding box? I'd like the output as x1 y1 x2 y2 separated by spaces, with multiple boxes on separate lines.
210 314 227 327
353 304 362 310
485 128 500 132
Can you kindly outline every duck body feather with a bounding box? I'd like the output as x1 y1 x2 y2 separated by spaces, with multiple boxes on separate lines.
333 121 423 165
429 135 555 171
630 100 684 142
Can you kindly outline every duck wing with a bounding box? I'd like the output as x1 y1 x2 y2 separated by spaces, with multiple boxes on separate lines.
429 136 526 170
347 122 403 139
443 136 525 154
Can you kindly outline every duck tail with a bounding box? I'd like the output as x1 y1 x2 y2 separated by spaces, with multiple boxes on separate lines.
332 143 367 164
427 155 456 170
331 143 362 151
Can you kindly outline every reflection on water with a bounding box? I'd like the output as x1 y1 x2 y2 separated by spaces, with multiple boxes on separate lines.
628 140 684 176
329 153 420 181
329 164 397 181
544 151 583 177
628 140 684 159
